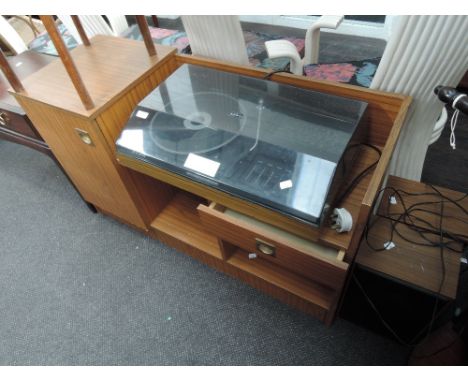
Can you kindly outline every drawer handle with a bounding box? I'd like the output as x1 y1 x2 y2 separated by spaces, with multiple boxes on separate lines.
0 112 10 126
256 238 276 257
75 128 94 146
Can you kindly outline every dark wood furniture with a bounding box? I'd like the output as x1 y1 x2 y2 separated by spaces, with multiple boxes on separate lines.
0 50 53 154
343 175 467 355
6 18 411 325
357 175 466 299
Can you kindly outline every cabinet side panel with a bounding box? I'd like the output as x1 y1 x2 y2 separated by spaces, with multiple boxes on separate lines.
96 59 177 222
15 97 147 229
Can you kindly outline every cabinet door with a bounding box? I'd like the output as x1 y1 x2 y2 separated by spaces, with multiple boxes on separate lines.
17 98 147 230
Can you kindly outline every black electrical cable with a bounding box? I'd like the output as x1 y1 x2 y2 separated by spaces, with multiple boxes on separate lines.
334 143 382 207
388 207 468 233
263 69 292 80
429 184 468 215
382 199 468 249
374 185 467 264
355 182 468 349
365 185 468 252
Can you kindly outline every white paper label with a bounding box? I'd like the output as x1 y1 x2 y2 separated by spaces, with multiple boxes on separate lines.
279 179 293 190
184 153 220 177
135 110 149 119
384 241 396 250
389 195 397 205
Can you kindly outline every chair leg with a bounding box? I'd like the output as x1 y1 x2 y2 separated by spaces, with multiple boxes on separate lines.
265 40 303 75
304 15 344 66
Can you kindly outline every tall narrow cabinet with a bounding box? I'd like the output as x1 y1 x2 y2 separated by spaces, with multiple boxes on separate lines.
13 36 177 230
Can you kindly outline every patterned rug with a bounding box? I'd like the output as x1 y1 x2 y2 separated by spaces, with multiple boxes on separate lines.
28 23 78 55
121 24 191 53
28 23 304 71
28 23 192 55
303 57 381 88
28 23 378 88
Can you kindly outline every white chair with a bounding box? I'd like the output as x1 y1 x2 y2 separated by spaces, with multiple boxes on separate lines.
57 15 128 44
181 15 249 66
370 15 468 180
0 15 28 54
264 15 468 180
105 15 129 36
430 108 448 145
265 15 344 75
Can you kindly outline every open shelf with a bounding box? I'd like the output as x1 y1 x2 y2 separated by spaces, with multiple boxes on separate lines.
150 191 223 260
227 250 334 311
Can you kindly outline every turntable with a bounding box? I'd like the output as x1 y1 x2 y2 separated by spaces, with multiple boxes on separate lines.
116 64 368 226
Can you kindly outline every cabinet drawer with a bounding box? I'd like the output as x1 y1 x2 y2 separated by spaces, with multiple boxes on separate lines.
0 108 42 141
197 203 348 289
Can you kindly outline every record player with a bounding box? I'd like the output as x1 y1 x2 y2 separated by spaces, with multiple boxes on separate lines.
116 64 368 227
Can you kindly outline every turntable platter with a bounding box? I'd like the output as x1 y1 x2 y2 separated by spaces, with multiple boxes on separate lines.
149 91 248 155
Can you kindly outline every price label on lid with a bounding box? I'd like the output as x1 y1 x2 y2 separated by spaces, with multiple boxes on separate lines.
184 153 220 177
135 110 149 119
279 180 293 190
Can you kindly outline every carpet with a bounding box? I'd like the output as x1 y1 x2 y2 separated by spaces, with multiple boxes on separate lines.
304 57 381 88
0 140 407 365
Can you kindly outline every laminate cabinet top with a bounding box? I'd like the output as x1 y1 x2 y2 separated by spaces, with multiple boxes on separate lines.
12 35 176 119
0 50 55 114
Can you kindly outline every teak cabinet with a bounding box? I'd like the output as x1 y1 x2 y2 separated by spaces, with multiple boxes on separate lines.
9 35 411 325
13 36 177 230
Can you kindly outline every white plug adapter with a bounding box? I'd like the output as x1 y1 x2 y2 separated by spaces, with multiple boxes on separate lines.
330 208 353 233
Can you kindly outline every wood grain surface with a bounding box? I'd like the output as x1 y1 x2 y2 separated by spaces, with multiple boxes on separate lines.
357 216 462 299
135 15 157 57
15 96 148 229
13 35 176 118
0 49 25 93
0 50 55 113
198 203 348 290
151 191 223 259
40 15 94 110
